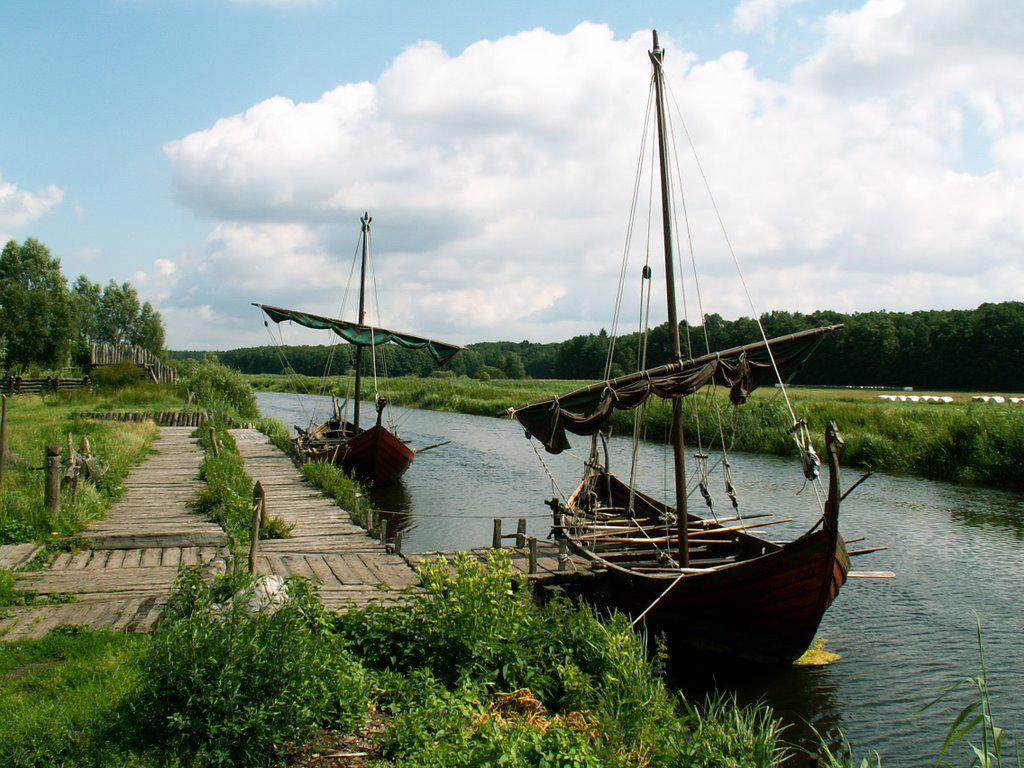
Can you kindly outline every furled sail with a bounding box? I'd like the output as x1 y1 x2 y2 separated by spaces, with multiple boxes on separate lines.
511 324 841 453
254 303 464 366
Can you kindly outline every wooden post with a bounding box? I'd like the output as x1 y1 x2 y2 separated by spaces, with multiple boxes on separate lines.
393 530 403 555
492 518 502 549
44 445 61 515
82 435 91 457
353 494 362 525
528 537 538 574
0 394 8 485
557 538 569 572
379 517 388 546
209 426 220 457
248 488 262 575
253 480 267 528
66 433 79 506
365 506 375 534
515 517 527 548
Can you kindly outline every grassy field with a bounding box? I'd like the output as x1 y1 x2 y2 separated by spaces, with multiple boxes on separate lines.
249 374 1024 490
0 384 189 545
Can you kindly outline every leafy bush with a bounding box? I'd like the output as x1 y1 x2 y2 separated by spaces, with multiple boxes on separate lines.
179 360 258 422
130 569 371 768
90 360 148 388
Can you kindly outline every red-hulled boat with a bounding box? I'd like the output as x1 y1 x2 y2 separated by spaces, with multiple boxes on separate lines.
257 213 462 486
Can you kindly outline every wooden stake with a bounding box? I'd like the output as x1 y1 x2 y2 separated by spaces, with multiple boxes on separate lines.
66 433 79 506
557 538 569 572
209 426 220 457
528 537 538 574
515 517 527 548
365 507 375 534
253 480 267 528
492 518 502 549
248 489 262 575
44 445 61 515
0 394 8 485
379 517 388 546
393 530 403 555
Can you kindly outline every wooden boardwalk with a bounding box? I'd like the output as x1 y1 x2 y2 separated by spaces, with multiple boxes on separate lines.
0 428 227 640
229 429 419 608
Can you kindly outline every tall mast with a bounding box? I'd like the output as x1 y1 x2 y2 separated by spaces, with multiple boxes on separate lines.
650 30 689 567
352 211 371 431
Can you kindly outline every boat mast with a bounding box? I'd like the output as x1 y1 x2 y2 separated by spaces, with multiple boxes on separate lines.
353 212 371 432
650 30 689 567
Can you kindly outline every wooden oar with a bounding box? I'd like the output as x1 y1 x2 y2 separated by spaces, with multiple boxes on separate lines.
415 440 452 454
687 518 795 537
848 571 895 578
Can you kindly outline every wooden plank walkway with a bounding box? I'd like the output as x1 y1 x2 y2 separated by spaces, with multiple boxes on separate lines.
229 429 420 608
0 428 228 640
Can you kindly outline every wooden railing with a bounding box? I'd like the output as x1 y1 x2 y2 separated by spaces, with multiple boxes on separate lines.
1 376 90 396
89 343 177 384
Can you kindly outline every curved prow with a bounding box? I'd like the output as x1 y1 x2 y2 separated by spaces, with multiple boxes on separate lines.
823 421 845 531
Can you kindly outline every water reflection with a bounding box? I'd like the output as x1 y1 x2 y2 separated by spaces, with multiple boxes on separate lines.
256 391 1024 767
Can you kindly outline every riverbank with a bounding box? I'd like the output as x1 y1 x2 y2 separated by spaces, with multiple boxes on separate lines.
248 374 1024 491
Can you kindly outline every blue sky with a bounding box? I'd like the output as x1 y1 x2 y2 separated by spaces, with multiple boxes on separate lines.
2 0 1021 348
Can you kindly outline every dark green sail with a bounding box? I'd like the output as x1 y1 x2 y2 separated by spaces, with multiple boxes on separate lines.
254 303 463 366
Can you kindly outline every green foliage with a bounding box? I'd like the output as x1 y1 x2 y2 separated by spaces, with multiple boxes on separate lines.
178 359 259 422
333 552 780 768
300 459 365 525
194 423 289 545
131 568 371 768
254 416 291 454
90 360 148 388
0 238 73 371
193 425 253 545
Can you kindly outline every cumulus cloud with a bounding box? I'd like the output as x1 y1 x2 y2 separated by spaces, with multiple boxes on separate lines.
161 11 1024 348
732 0 809 37
0 174 63 241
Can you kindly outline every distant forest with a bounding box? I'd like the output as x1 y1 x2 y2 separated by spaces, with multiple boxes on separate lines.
169 302 1024 391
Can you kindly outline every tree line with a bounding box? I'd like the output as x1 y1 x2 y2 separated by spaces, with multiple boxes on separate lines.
170 301 1024 391
0 238 167 373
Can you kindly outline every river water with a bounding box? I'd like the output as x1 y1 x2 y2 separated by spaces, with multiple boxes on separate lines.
257 391 1024 765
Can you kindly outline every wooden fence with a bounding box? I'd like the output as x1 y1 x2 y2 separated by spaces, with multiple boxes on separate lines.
78 410 213 427
1 376 90 396
89 343 178 384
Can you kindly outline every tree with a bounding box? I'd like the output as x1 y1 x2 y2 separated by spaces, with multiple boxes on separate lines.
0 238 72 370
132 301 166 352
99 281 141 345
499 351 527 379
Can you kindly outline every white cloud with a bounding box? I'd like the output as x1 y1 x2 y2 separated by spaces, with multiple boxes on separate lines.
154 258 177 277
0 174 63 241
162 13 1024 348
733 0 809 37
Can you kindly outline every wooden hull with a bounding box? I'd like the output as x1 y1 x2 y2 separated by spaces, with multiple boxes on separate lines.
302 422 414 486
563 471 849 665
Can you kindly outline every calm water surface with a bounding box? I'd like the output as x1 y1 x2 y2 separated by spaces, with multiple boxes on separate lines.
258 391 1023 765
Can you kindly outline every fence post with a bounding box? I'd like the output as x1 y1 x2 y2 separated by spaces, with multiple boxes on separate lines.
528 537 538 575
248 487 262 575
379 517 388 546
515 518 527 548
209 426 220 458
365 506 375 534
0 394 7 485
557 538 569 572
253 480 267 528
66 432 79 506
393 530 403 555
44 445 61 515
492 518 502 549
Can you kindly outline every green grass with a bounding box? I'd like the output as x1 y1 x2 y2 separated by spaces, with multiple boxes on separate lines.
193 422 291 547
0 384 185 544
250 374 1024 490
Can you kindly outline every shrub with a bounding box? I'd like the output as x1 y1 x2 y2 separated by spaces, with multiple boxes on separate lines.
130 569 371 768
179 360 258 422
300 460 364 525
90 361 147 388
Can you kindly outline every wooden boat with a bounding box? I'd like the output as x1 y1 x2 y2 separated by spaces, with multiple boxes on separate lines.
256 213 462 486
509 31 866 664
